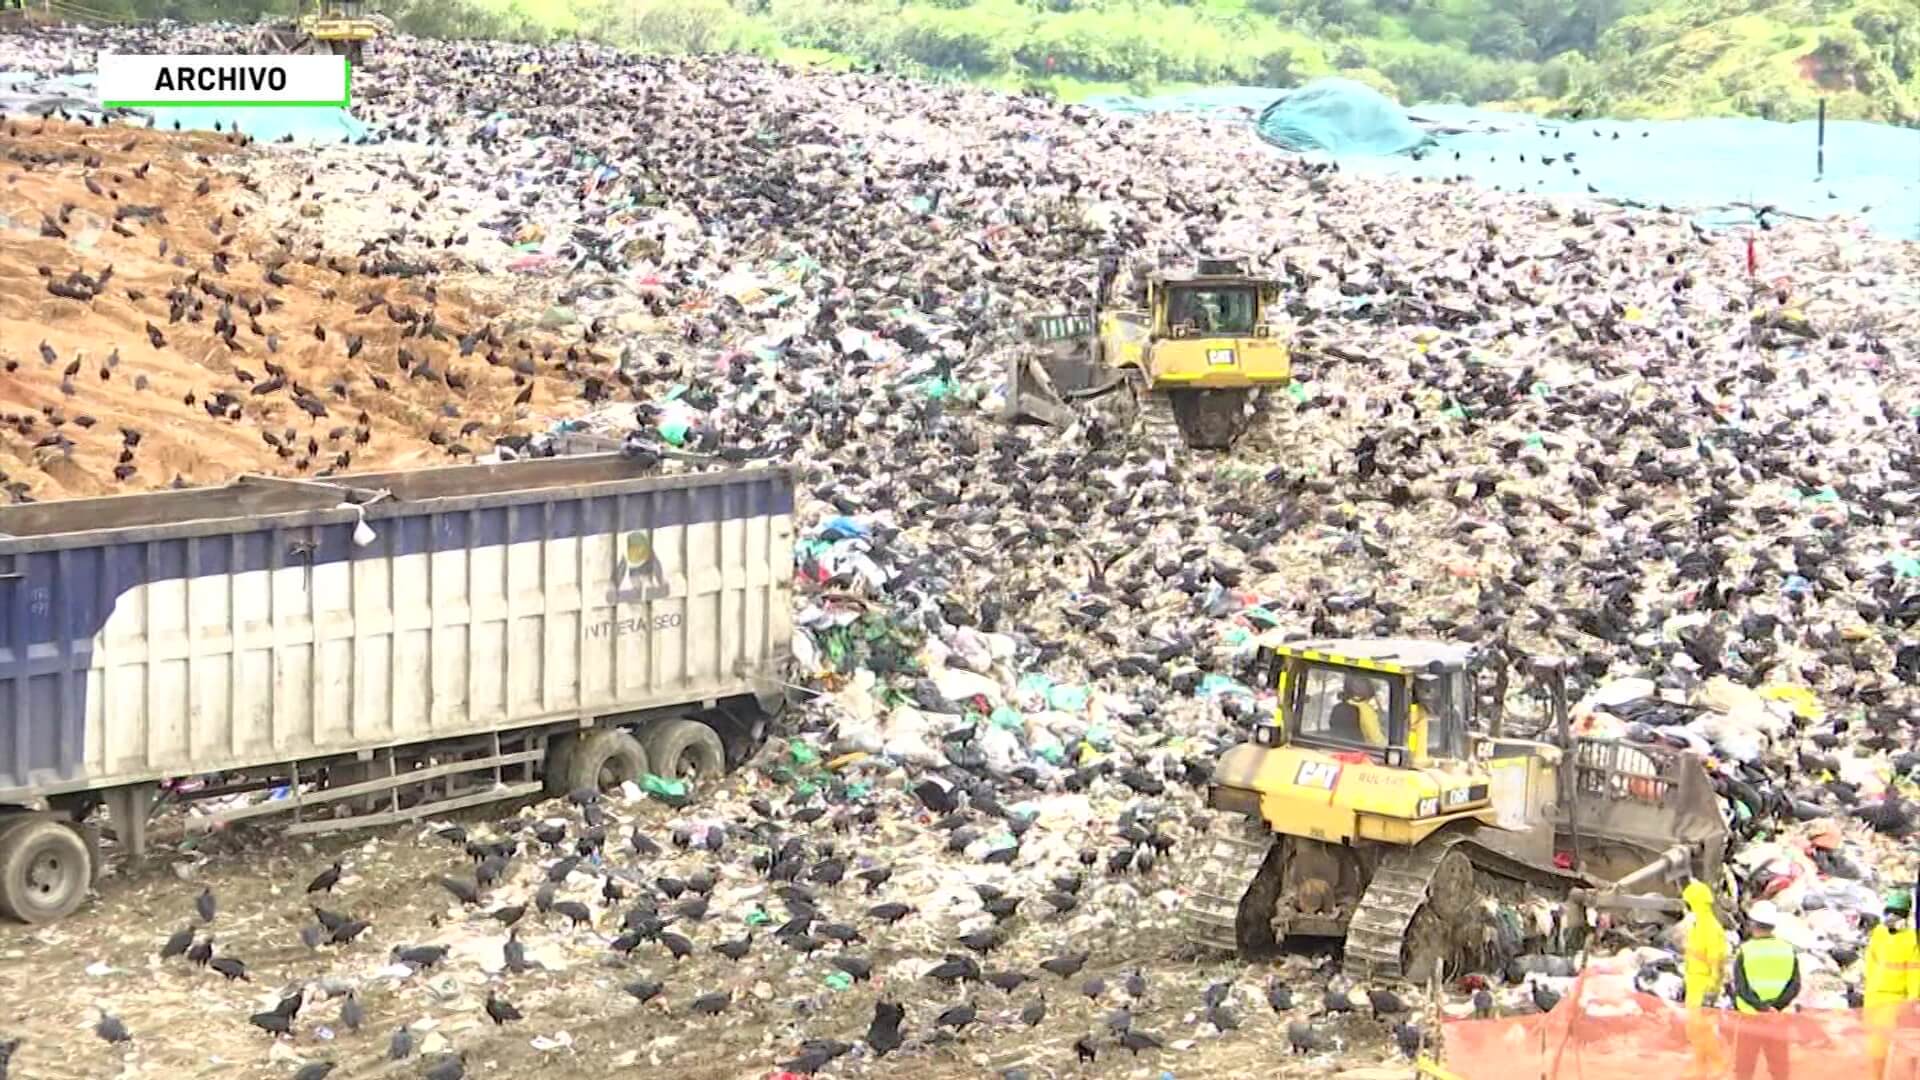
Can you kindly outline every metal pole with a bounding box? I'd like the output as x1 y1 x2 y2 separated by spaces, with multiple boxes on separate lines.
1817 98 1826 179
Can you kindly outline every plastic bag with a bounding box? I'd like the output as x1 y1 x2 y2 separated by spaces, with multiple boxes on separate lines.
642 774 688 802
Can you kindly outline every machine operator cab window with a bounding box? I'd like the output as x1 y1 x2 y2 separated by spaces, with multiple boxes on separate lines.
1286 660 1472 767
1413 666 1472 762
1293 668 1403 758
1165 285 1257 336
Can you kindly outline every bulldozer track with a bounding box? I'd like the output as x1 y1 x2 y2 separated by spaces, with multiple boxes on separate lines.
1180 817 1590 984
1344 831 1588 982
1178 815 1272 952
1140 389 1182 449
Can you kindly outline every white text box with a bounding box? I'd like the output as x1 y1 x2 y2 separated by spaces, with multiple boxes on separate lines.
99 54 350 106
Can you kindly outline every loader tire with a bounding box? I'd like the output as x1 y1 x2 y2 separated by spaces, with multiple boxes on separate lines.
641 719 727 783
559 729 652 796
0 816 92 924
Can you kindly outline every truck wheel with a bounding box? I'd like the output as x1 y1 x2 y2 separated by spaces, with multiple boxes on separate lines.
561 729 651 795
641 719 727 783
543 734 578 797
0 817 92 924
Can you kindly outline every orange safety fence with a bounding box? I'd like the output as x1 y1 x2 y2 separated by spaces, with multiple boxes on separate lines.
1445 958 1920 1080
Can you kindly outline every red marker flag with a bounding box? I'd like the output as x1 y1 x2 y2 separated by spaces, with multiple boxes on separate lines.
1746 233 1757 277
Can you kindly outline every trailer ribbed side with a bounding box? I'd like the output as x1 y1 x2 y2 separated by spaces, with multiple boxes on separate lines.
0 466 793 799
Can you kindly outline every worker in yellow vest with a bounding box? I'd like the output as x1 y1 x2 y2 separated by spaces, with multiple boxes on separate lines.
1731 900 1800 1080
1333 676 1387 747
1865 890 1919 1080
1683 880 1730 1080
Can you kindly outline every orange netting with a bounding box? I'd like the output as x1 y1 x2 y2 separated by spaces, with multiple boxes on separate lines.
1445 960 1920 1080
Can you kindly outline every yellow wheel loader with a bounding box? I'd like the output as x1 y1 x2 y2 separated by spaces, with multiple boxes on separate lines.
1005 257 1292 451
252 0 388 68
1181 640 1730 982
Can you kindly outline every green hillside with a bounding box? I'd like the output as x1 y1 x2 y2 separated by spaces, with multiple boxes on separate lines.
466 0 1918 121
76 0 1920 121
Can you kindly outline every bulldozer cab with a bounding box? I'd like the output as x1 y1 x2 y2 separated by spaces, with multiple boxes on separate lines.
1003 252 1293 450
1255 640 1477 769
1148 259 1279 341
1159 281 1258 337
258 0 385 66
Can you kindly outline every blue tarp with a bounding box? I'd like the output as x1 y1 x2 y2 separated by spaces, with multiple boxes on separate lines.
1088 82 1920 241
1255 77 1430 156
1347 107 1920 238
141 103 370 143
0 70 370 143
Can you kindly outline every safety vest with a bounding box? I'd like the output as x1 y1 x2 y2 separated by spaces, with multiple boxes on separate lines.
1864 924 1920 1005
1351 700 1385 747
1734 937 1796 1013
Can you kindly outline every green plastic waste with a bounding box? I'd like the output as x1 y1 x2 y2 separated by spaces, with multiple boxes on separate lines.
1083 725 1113 751
922 377 952 400
658 419 690 446
990 706 1024 731
1046 685 1089 711
1035 743 1066 765
1018 673 1055 693
790 741 820 766
746 908 773 927
1285 381 1310 403
824 972 854 991
641 774 688 800
1891 554 1920 579
1198 674 1252 698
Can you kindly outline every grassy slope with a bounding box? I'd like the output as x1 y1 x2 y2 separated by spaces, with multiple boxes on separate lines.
440 0 1920 121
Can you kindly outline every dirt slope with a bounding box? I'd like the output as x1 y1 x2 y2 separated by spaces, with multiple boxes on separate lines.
0 118 586 503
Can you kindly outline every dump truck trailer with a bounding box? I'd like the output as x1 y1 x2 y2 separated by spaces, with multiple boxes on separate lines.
0 454 795 923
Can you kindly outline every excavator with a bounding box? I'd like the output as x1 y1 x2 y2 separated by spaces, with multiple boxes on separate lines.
252 0 389 68
1180 639 1731 982
1005 256 1292 451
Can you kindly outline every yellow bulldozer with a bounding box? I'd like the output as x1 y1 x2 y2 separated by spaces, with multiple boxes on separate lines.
1004 256 1292 450
252 0 388 68
1181 639 1731 982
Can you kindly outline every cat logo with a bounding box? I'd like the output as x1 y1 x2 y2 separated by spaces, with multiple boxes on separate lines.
1294 761 1340 790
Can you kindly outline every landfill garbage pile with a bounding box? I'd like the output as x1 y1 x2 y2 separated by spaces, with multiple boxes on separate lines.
2 23 1920 1080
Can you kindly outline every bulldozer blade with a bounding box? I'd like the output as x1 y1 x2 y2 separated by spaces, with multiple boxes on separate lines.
1004 352 1126 429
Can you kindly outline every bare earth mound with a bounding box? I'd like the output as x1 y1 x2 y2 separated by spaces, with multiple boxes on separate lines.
0 118 588 503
